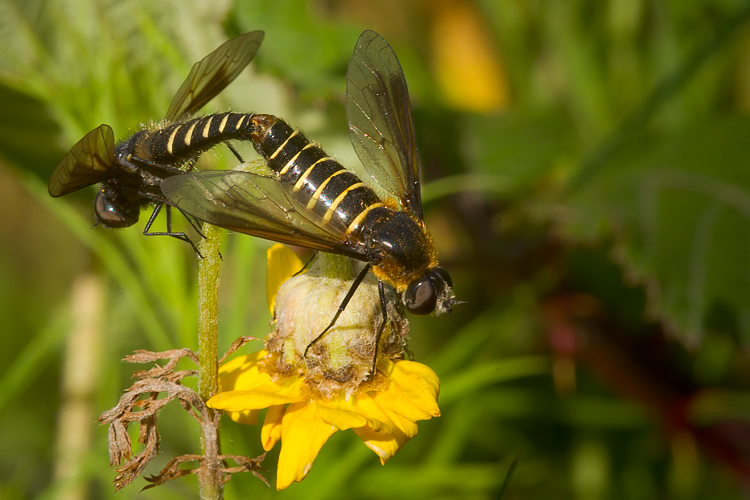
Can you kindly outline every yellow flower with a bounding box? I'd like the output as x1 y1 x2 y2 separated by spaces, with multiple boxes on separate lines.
208 244 441 490
210 352 440 489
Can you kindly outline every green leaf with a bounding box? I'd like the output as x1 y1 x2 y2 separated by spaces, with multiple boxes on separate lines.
565 114 750 345
466 110 577 191
0 83 63 178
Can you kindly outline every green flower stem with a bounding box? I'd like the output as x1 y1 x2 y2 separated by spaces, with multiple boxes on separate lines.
198 223 222 400
197 223 223 500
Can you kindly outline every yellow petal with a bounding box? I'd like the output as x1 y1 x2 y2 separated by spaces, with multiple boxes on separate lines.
276 402 337 490
224 409 258 425
221 349 267 370
353 394 402 435
356 393 417 441
351 392 418 464
266 244 304 314
210 362 307 411
217 351 268 392
353 426 405 464
374 360 441 422
316 402 369 430
261 404 286 451
209 374 305 410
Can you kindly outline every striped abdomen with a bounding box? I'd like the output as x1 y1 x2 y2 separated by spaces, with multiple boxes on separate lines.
136 112 257 163
249 114 384 235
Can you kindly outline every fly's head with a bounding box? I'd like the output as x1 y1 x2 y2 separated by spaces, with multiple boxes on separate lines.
403 266 457 316
94 185 140 228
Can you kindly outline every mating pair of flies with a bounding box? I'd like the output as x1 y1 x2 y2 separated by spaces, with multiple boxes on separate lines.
50 30 458 366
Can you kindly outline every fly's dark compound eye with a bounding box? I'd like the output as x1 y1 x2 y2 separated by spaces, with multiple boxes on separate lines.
404 267 454 316
432 266 452 288
404 275 438 316
94 191 138 228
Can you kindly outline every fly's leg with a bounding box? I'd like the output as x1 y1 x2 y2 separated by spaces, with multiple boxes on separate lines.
225 142 245 163
304 264 371 357
175 206 207 239
368 280 389 379
294 252 317 277
143 203 202 257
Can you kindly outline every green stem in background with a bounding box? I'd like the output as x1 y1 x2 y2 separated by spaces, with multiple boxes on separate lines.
197 223 223 500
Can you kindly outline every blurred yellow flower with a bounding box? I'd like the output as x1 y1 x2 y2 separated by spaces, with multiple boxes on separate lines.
208 244 441 489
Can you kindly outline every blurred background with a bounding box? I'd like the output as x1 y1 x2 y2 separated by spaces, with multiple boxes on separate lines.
2 0 750 498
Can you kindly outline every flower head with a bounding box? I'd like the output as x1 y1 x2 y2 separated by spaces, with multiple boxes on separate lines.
208 244 441 489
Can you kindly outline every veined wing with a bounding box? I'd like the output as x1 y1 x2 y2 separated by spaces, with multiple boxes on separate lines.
346 30 422 220
48 124 115 197
165 31 264 121
161 170 367 259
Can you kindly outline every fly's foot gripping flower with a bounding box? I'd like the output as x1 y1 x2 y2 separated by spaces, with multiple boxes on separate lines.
208 245 441 489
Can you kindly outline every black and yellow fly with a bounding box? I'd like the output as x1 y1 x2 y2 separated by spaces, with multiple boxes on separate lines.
161 31 457 360
48 31 264 248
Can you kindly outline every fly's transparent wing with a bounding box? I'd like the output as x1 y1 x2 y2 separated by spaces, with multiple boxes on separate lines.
48 124 115 197
161 170 367 259
165 31 264 121
346 30 422 219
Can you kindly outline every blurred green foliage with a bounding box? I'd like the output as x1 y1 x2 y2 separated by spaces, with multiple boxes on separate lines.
1 0 750 498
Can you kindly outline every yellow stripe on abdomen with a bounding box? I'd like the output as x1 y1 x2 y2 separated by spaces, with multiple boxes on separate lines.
166 125 182 154
306 170 346 210
346 202 386 235
324 183 365 223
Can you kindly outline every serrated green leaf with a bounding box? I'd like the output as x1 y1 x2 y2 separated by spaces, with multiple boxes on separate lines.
565 114 750 345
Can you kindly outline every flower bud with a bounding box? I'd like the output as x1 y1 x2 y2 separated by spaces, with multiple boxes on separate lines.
263 253 409 398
